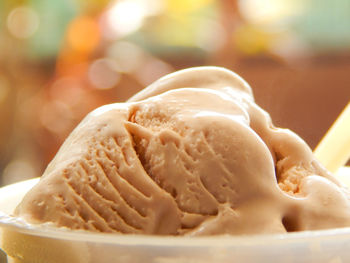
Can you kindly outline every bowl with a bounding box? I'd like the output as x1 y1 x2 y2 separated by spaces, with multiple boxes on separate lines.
1 170 350 263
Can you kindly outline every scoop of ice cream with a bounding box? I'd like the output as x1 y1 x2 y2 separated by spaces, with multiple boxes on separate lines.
14 67 350 235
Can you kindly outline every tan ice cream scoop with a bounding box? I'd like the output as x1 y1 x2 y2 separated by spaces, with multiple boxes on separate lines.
14 66 350 236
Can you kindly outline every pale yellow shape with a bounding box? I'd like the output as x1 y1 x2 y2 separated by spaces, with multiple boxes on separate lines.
314 102 350 173
335 167 350 189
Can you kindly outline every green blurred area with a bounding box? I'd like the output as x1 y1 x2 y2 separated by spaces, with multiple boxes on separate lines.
0 0 77 59
28 0 77 59
293 0 350 50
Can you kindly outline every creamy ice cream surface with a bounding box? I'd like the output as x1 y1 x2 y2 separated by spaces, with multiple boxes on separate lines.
14 67 350 236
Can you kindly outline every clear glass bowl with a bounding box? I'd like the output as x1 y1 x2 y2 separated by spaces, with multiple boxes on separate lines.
1 177 350 263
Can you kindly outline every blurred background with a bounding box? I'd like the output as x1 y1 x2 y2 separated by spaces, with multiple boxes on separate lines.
0 0 349 186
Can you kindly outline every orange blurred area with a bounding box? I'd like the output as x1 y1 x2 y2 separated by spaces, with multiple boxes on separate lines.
0 0 349 186
56 15 101 77
67 16 100 53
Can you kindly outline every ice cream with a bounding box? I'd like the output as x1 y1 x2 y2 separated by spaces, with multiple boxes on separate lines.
14 66 350 236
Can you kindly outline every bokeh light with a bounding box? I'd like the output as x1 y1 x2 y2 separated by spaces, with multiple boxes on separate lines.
39 100 74 136
104 0 153 37
135 58 173 86
106 41 146 73
67 15 100 53
88 58 121 89
239 0 304 27
50 77 85 104
6 6 40 39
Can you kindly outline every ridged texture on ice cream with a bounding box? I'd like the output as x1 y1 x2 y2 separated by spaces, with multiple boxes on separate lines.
15 67 350 235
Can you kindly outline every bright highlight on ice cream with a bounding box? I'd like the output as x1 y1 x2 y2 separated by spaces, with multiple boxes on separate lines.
14 66 350 236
